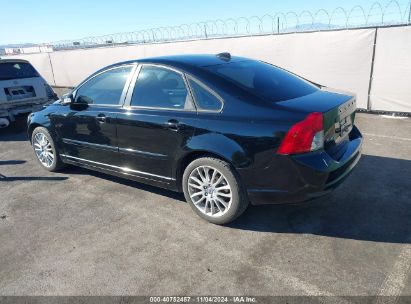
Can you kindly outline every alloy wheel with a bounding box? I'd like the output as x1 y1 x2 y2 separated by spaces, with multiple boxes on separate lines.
33 132 55 168
188 166 232 217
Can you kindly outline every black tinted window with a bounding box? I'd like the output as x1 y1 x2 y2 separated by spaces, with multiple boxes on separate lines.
0 62 39 80
205 60 317 102
188 79 222 111
75 66 132 105
131 66 193 110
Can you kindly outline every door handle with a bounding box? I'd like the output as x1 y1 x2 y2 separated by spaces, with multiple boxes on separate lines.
165 119 180 131
96 114 106 123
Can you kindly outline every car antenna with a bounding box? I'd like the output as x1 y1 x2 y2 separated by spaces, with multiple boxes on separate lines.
216 52 231 61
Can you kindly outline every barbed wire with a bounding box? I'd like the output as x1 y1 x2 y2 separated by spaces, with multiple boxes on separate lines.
51 0 411 50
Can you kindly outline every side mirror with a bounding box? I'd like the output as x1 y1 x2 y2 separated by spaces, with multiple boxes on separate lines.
61 93 74 105
70 94 91 110
76 95 92 105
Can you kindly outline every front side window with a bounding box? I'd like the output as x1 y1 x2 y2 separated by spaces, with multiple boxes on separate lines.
75 66 132 105
188 78 222 111
130 65 193 110
0 62 39 80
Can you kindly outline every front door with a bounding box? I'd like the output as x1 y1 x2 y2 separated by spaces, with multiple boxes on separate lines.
54 65 134 166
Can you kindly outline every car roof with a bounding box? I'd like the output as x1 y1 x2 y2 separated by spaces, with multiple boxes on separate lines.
137 54 247 67
0 58 30 64
100 54 249 73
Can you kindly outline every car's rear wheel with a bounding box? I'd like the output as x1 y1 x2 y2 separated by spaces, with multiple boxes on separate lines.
32 127 65 172
182 157 248 225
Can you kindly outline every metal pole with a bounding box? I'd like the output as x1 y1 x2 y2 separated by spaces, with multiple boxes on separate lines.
277 17 280 34
204 25 208 39
47 53 56 86
367 28 378 111
408 1 411 24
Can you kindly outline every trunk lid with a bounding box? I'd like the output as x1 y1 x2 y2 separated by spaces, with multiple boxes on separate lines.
0 77 48 107
275 88 356 160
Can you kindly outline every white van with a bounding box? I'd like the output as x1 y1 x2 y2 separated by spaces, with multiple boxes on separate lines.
0 59 57 128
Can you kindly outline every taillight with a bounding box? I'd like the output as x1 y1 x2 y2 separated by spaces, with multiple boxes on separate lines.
277 112 324 155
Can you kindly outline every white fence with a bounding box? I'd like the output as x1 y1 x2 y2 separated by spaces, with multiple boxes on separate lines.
7 25 411 112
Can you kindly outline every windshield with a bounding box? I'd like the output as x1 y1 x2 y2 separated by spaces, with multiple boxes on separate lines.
205 60 318 102
0 62 39 80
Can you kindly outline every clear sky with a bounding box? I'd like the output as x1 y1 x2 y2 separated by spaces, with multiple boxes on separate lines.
1 0 410 45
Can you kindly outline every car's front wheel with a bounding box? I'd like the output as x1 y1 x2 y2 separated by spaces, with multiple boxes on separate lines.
32 127 65 172
182 157 249 225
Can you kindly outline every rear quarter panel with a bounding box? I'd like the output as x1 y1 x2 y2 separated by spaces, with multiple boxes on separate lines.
174 94 307 184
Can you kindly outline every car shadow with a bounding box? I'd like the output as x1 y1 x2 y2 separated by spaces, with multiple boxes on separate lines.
0 160 26 165
64 166 186 202
0 115 29 142
227 154 411 244
12 141 408 244
0 158 67 182
0 174 68 182
63 154 410 244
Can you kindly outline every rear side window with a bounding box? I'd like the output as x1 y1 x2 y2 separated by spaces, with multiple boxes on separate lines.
130 65 194 110
75 66 132 105
0 62 39 80
205 60 318 102
188 78 222 111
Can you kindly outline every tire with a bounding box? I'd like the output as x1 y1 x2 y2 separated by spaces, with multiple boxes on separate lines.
182 157 249 225
31 127 66 172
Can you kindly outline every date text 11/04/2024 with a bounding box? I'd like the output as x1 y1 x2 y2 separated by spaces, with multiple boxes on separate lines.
149 296 257 303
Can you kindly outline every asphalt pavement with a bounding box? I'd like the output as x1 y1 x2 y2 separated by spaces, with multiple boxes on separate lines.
0 113 410 298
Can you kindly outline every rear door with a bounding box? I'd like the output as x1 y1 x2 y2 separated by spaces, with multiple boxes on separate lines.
54 65 135 166
115 64 198 182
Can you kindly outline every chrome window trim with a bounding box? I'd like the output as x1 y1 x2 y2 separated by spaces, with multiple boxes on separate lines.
123 64 142 108
60 154 175 181
72 63 137 107
185 75 224 113
123 63 197 112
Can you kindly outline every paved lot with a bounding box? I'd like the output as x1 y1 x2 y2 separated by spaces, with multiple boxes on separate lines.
0 113 410 297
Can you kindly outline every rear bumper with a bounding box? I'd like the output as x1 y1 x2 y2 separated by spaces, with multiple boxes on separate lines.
244 126 363 205
0 99 49 121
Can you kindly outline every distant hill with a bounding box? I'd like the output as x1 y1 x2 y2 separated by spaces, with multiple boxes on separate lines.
284 23 340 32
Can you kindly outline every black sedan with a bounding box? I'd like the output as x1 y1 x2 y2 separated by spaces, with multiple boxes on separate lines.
27 53 362 224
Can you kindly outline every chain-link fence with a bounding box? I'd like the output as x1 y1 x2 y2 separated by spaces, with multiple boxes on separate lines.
48 0 411 50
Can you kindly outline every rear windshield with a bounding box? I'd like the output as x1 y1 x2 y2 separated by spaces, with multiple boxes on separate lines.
0 62 39 80
205 60 318 102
